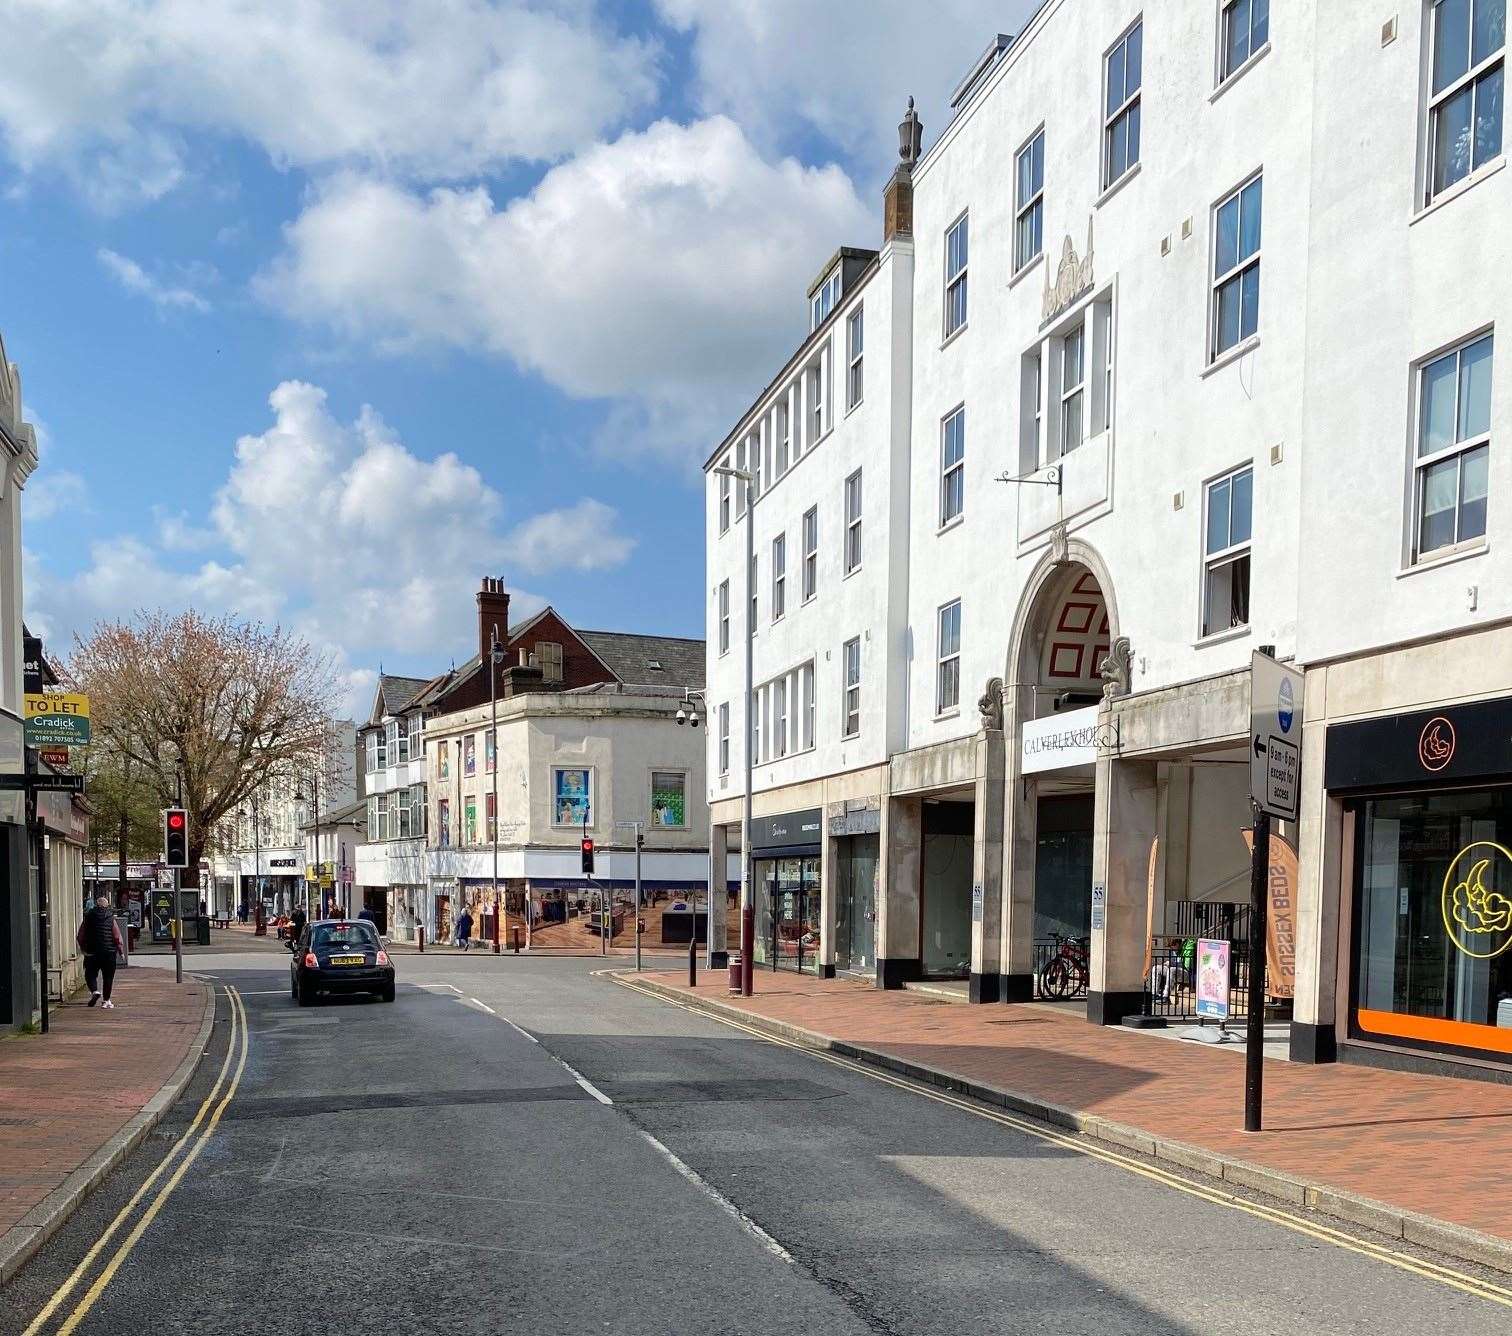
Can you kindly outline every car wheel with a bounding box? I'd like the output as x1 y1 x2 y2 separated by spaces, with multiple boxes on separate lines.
380 983 396 1003
297 979 315 1007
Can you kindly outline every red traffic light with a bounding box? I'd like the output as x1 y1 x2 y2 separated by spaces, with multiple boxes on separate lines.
581 838 594 852
167 812 185 830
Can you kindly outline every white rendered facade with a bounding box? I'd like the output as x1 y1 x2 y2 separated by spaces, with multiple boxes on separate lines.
704 1 1512 1074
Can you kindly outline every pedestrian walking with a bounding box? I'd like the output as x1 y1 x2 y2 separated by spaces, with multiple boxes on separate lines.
289 906 308 945
76 893 125 1009
457 906 473 951
357 905 377 926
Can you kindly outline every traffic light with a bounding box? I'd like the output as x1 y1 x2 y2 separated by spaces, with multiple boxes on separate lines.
163 807 189 868
581 837 595 875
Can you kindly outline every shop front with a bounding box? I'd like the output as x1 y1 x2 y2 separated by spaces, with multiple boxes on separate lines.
1327 694 1512 1075
750 808 822 972
829 802 880 976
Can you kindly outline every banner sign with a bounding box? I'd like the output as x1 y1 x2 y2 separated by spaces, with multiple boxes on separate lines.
1195 938 1231 1020
1020 705 1117 774
24 692 91 746
1241 829 1298 999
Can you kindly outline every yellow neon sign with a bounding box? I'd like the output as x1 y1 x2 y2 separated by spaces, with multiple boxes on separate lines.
1440 841 1512 960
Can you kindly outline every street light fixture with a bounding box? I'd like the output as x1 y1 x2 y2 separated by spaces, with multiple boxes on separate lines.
490 633 506 953
712 462 755 996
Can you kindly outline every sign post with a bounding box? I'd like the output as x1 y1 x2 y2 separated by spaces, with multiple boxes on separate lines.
1246 649 1304 1132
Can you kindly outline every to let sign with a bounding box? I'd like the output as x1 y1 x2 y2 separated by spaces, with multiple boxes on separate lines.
24 692 91 747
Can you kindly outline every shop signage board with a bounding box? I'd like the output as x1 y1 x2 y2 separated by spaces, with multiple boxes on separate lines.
1323 695 1512 790
39 746 70 769
1091 882 1106 931
749 808 823 851
971 883 984 923
24 691 91 747
1250 652 1303 822
1021 705 1118 774
1195 938 1231 1019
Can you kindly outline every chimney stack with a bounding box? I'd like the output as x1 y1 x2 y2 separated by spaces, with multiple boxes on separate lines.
477 576 510 671
883 97 923 245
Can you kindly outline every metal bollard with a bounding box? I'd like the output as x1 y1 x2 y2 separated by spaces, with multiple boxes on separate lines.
688 934 697 988
418 924 425 953
512 925 522 954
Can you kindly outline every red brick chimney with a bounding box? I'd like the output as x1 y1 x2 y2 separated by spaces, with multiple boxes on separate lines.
477 577 510 667
883 97 923 245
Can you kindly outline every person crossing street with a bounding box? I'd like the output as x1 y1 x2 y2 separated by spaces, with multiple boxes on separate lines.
76 893 125 1009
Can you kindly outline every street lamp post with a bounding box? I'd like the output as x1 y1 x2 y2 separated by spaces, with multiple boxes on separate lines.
490 632 505 953
673 687 716 969
713 462 756 997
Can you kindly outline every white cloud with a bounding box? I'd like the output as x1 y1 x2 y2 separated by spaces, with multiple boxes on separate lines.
508 499 637 574
258 116 871 456
98 248 211 312
0 0 660 205
655 1 1039 173
22 469 88 523
23 381 635 679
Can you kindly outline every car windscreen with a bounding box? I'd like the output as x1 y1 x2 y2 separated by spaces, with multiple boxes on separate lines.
311 923 378 950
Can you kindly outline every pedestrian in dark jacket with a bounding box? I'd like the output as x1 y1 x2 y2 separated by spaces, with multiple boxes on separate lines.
289 907 308 944
457 907 473 951
357 907 377 925
76 895 125 1009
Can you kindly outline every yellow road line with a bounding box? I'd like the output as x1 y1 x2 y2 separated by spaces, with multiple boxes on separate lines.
612 974 1512 1310
52 986 249 1336
22 984 244 1336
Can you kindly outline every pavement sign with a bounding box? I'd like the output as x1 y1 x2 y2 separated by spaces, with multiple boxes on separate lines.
1250 651 1303 822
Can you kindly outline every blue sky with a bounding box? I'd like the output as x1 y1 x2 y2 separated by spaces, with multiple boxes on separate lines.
2 1 1027 713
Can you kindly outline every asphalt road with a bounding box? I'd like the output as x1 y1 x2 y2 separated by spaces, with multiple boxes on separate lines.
3 942 1509 1335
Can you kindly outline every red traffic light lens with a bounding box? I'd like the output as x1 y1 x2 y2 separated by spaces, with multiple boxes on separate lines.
167 812 185 830
581 839 593 851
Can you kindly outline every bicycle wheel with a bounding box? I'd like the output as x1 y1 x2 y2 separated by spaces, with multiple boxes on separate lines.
1041 956 1074 1000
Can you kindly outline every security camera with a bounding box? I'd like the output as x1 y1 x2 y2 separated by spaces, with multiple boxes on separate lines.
689 712 701 728
675 708 688 725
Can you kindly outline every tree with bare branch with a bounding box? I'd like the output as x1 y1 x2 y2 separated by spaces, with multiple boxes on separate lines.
67 611 342 889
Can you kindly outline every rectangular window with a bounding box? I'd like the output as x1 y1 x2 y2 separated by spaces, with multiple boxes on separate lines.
365 730 379 776
396 787 413 840
1202 466 1254 636
1015 129 1045 272
752 689 761 766
750 554 758 633
719 702 730 776
718 580 730 655
1211 173 1262 359
847 305 864 409
485 792 497 843
416 785 428 837
1104 20 1143 188
772 533 786 621
395 715 409 763
553 768 592 827
807 355 826 442
936 601 962 714
802 506 818 601
438 798 451 848
438 741 449 779
773 677 789 758
1425 0 1505 202
752 430 763 497
539 641 563 684
735 440 747 517
944 213 969 336
843 638 861 737
651 771 687 829
719 460 731 533
844 469 863 573
485 728 496 772
1415 331 1493 558
375 728 388 769
940 406 965 525
1220 0 1270 82
1061 324 1086 453
811 269 840 330
775 401 790 476
375 792 390 841
800 662 815 751
464 797 477 845
464 734 476 777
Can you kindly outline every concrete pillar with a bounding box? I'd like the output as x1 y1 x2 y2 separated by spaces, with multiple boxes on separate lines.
1290 691 1340 1063
707 823 730 968
969 727 1005 1002
819 828 839 979
998 681 1038 1002
877 795 921 988
1088 746 1158 1024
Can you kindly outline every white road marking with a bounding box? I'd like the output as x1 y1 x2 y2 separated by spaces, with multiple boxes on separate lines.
466 997 497 1015
416 982 464 995
636 1129 794 1265
234 990 289 995
500 1017 539 1044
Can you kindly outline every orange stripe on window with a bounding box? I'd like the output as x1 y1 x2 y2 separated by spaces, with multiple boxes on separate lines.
1356 1007 1512 1056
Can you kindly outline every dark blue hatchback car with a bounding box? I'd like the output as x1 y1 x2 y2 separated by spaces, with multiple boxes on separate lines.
290 919 395 1005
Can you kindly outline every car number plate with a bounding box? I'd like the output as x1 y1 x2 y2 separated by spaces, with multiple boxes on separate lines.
331 955 364 966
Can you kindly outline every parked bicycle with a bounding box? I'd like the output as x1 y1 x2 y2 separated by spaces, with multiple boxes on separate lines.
1039 932 1089 999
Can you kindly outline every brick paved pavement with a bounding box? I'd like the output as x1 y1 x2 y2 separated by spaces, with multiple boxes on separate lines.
643 969 1512 1244
0 969 209 1241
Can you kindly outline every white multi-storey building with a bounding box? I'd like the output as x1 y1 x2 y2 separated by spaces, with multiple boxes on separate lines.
706 1 1512 1080
355 674 433 936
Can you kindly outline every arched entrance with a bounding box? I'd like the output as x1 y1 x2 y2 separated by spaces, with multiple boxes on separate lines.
998 543 1118 1007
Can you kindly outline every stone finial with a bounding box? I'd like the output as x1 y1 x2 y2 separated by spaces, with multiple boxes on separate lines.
977 676 1005 731
899 96 923 167
1098 636 1133 702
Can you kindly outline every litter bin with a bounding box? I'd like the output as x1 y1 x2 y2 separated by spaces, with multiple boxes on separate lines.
196 916 211 946
727 951 743 994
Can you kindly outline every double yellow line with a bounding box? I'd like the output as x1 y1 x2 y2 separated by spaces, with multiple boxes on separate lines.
612 974 1512 1310
23 984 249 1336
